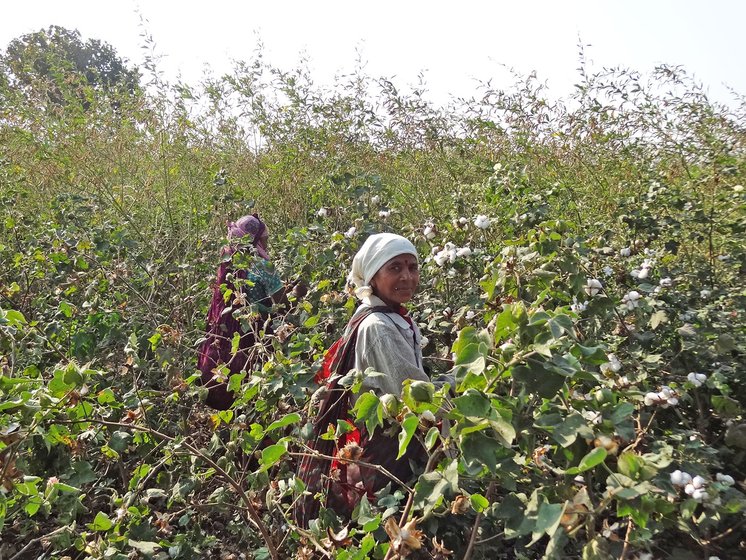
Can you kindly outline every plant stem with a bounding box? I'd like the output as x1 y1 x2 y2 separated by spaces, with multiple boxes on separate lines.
463 481 496 560
59 418 281 560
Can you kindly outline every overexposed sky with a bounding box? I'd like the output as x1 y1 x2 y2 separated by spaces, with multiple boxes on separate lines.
3 1 745 106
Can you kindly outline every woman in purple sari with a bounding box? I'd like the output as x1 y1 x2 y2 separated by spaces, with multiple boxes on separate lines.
198 214 284 409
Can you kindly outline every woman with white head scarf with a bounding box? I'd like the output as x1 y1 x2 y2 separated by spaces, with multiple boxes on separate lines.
346 232 431 395
296 233 432 526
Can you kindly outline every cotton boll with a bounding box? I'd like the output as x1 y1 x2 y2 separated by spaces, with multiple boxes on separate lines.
716 473 735 486
456 246 472 257
474 215 492 229
570 299 587 313
620 247 632 257
317 207 328 218
691 475 706 489
585 278 603 297
659 277 672 287
433 252 448 267
344 226 356 238
644 392 659 406
691 488 707 501
687 372 707 387
670 470 684 485
621 290 641 310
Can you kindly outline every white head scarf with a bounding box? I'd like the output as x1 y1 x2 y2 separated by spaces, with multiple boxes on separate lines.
348 233 418 300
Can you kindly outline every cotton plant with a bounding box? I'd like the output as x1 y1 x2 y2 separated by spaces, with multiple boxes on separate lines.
431 243 475 267
644 385 678 407
474 214 491 229
621 290 642 310
669 470 736 504
600 354 622 375
570 298 587 313
630 258 654 280
451 216 469 229
687 372 707 388
585 278 603 297
423 222 436 240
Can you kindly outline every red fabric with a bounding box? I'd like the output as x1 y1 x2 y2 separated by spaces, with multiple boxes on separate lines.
314 337 344 384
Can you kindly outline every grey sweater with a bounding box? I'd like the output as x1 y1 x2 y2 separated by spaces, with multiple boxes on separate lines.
349 295 430 396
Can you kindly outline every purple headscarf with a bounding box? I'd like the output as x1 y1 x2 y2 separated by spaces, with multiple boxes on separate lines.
227 213 270 260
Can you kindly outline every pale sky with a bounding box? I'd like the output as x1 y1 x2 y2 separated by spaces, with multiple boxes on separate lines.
2 1 745 106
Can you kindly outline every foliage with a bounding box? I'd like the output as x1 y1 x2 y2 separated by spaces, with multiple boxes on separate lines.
1 26 745 560
2 25 140 107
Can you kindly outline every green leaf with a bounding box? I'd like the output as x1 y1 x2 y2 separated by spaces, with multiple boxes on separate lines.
713 395 742 418
610 402 635 425
2 309 27 327
354 392 383 435
97 387 117 405
470 493 489 513
454 343 487 375
0 494 6 533
461 431 499 472
547 314 574 339
259 443 287 472
532 501 564 541
52 482 80 493
550 413 593 448
567 447 607 474
397 414 418 460
512 360 565 399
424 426 439 450
91 511 114 531
62 363 83 387
265 412 301 433
109 431 131 452
24 496 42 516
413 464 457 517
303 314 320 328
454 390 491 417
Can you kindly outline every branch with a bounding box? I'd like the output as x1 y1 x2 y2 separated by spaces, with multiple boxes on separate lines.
10 525 69 560
463 481 496 560
57 418 280 560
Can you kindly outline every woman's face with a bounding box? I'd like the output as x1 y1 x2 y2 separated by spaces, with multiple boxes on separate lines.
370 253 420 308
